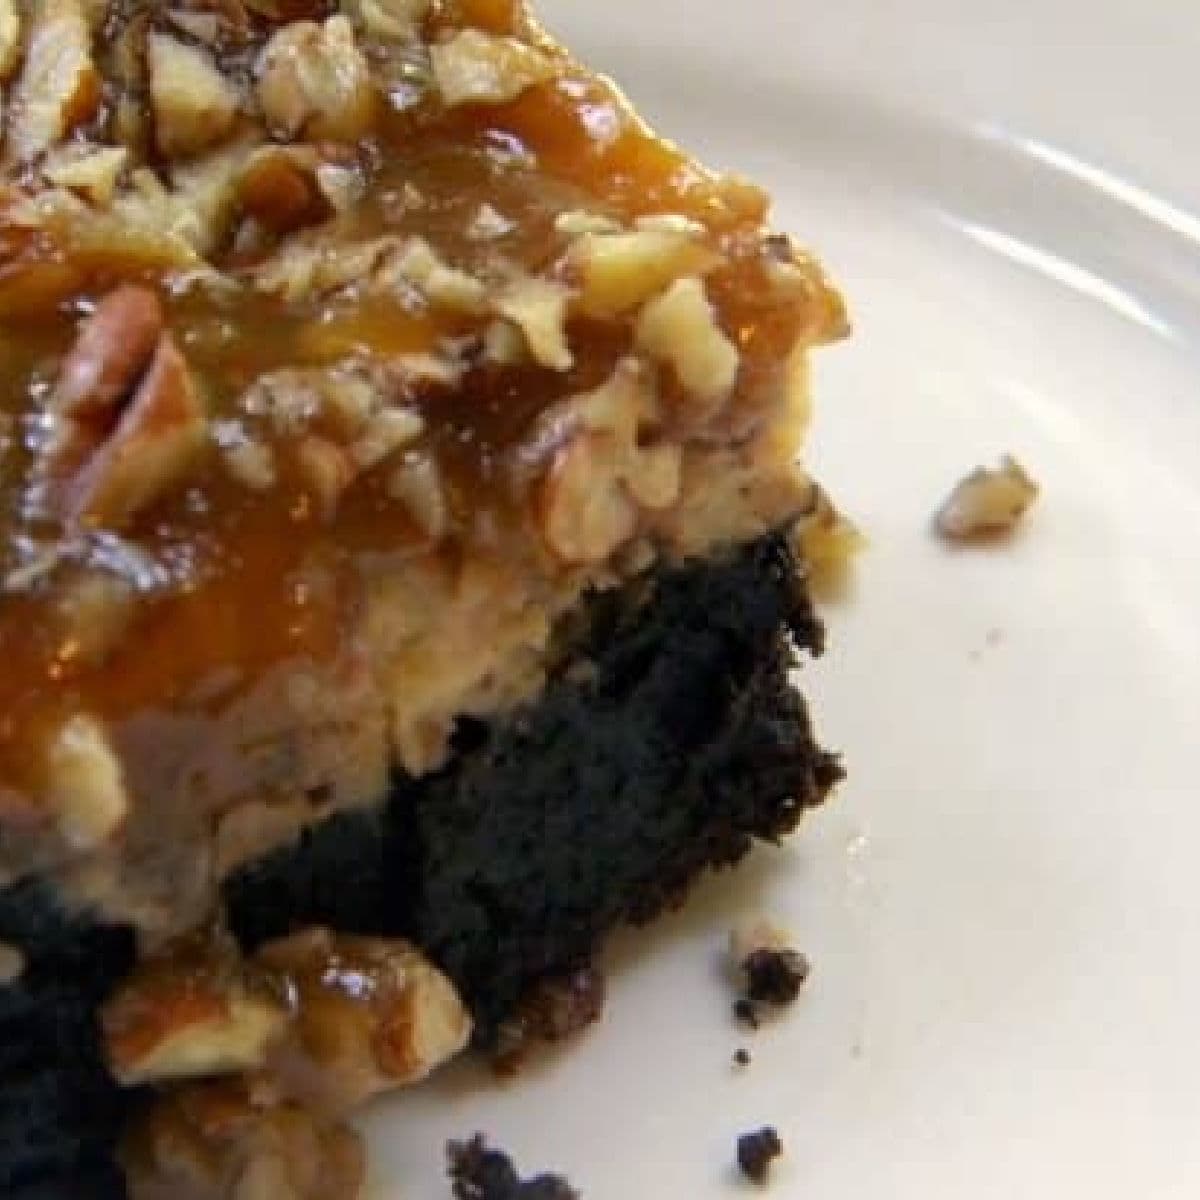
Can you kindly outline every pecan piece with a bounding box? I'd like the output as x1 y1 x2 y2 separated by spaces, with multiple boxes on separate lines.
46 714 130 850
538 427 640 565
256 16 375 142
105 969 289 1088
123 1078 366 1200
634 276 740 414
429 30 557 108
67 334 208 529
934 455 1040 541
7 0 101 161
0 0 21 80
147 32 242 159
255 929 472 1110
54 285 165 421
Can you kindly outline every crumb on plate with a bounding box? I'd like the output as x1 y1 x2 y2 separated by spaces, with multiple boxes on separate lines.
736 1126 783 1185
448 1135 579 1199
934 455 1040 541
493 966 606 1074
730 917 810 1027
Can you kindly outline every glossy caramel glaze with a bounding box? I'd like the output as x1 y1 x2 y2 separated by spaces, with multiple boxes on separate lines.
0 0 846 914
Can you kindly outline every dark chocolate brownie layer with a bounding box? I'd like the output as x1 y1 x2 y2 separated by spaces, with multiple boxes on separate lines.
227 533 840 1035
0 532 838 1196
0 882 136 1199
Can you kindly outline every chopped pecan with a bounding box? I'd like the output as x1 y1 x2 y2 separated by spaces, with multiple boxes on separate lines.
429 30 557 107
256 16 375 142
387 454 448 539
255 929 473 1110
570 228 719 316
934 455 1040 541
294 435 356 520
634 275 740 414
0 0 21 79
105 963 289 1088
349 406 424 470
46 714 130 850
239 147 331 235
382 236 488 312
7 0 101 161
147 32 242 159
347 0 430 39
533 361 681 564
539 431 639 565
42 143 130 207
495 277 573 372
53 285 165 421
56 571 137 668
66 334 209 529
122 1078 366 1200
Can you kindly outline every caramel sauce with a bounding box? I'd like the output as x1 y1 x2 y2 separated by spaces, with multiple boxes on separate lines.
0 0 843 819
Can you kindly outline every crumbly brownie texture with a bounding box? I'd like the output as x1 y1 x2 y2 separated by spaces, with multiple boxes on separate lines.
0 880 135 1200
227 534 838 1039
0 0 846 940
736 1127 783 1186
447 1135 579 1200
0 0 849 1194
730 916 811 1027
0 533 835 1197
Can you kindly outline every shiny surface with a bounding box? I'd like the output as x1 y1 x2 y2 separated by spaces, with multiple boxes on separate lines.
365 2 1200 1196
0 0 839 812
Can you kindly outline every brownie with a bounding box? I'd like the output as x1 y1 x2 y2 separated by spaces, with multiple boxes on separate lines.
0 532 835 1195
0 882 135 1198
227 533 839 1036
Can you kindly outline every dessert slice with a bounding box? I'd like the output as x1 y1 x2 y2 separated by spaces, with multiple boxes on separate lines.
0 2 848 1196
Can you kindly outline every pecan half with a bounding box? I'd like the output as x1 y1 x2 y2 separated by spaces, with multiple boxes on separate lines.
53 285 165 421
66 333 208 529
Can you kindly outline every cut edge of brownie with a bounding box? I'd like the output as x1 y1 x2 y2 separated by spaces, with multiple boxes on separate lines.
226 531 841 1036
0 531 840 1195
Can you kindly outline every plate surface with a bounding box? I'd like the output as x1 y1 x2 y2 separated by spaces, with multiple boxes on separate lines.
366 3 1200 1194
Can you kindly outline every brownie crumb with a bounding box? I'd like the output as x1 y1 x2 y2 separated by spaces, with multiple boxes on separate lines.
448 1136 579 1199
745 946 810 1008
733 997 760 1029
494 966 606 1073
730 918 809 1027
736 1127 783 1185
733 1048 752 1067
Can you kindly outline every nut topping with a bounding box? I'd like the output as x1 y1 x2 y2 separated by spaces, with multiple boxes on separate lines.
53 286 165 421
46 714 129 850
6 0 100 161
147 33 242 159
539 429 639 565
934 455 1040 541
105 929 471 1112
534 361 682 564
496 277 574 371
0 0 20 80
255 929 473 1109
66 333 208 529
105 971 290 1088
256 16 375 141
634 276 740 413
571 229 720 316
123 1078 366 1200
430 30 557 107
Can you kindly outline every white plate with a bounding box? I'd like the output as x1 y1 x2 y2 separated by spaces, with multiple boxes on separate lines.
366 3 1200 1194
